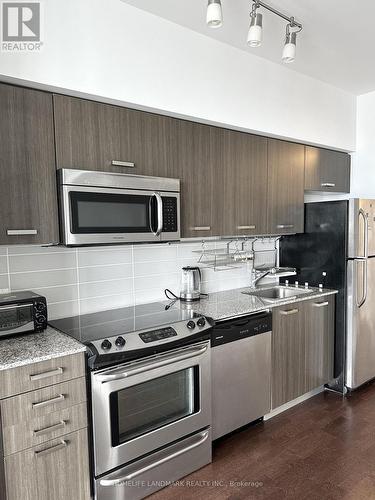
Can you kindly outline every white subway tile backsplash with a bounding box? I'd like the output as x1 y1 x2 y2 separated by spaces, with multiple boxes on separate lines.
78 263 133 283
10 268 77 290
9 252 76 273
78 248 132 267
0 256 8 275
79 278 133 299
48 300 80 320
31 285 79 304
1 238 278 318
133 244 177 263
80 293 134 315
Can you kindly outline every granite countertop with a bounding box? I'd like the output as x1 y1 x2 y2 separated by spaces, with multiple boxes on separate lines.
173 285 338 321
0 326 86 371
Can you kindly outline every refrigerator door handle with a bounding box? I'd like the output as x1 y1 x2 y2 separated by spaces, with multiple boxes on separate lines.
356 258 368 308
359 208 369 259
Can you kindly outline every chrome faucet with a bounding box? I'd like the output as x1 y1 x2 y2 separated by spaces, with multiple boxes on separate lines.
250 268 275 289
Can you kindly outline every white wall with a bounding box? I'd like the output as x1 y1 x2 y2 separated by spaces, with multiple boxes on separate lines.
351 91 375 198
0 0 356 151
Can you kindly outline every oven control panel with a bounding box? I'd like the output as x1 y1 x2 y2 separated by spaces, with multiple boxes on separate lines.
139 327 177 343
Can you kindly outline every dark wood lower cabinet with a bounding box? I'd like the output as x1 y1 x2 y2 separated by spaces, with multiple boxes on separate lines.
0 84 59 245
272 296 335 409
272 304 306 409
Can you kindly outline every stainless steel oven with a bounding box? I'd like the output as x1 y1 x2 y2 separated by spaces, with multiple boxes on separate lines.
58 169 180 246
91 341 211 479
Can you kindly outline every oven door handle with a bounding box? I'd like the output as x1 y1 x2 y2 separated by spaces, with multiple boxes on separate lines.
95 343 208 382
99 429 209 486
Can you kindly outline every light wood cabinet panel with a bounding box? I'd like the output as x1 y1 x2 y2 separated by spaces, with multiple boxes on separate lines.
0 84 59 245
305 146 350 193
304 295 335 391
2 401 87 456
272 303 306 408
0 353 85 399
267 139 305 235
4 429 91 500
53 94 177 178
221 131 268 236
176 121 223 238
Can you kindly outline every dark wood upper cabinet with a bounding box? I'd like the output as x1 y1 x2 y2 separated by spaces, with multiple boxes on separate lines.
53 95 177 178
305 146 351 193
267 139 305 235
221 131 268 236
0 84 58 245
175 120 223 238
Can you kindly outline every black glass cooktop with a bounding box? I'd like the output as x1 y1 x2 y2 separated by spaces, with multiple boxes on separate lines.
49 301 198 344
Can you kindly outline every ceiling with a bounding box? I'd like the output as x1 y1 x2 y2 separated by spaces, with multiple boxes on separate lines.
122 0 375 95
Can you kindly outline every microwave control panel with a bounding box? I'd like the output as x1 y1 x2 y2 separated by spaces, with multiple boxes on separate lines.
162 197 178 232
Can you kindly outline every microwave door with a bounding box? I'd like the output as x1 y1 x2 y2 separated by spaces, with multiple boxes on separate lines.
61 186 163 245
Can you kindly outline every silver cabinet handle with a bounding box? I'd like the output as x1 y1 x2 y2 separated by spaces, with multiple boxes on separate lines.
192 226 211 231
277 225 294 229
237 225 256 230
7 229 37 235
29 367 64 381
111 160 135 168
321 183 336 188
313 301 329 308
100 430 209 486
35 440 68 457
96 343 208 382
280 308 299 316
32 394 66 409
33 420 68 437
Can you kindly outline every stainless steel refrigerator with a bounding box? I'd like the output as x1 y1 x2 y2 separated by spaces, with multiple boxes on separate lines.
279 199 375 392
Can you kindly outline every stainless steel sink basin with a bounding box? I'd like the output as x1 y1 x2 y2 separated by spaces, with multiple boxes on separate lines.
242 286 311 301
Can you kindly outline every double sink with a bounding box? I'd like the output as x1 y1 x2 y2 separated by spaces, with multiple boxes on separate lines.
242 285 312 303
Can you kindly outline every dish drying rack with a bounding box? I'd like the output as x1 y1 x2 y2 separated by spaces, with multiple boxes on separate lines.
193 238 282 272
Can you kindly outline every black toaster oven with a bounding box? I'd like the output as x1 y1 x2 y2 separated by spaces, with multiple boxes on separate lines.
0 291 47 338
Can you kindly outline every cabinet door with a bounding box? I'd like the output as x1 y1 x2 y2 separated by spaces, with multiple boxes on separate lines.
304 296 335 392
0 84 58 245
305 146 350 193
267 139 305 235
53 95 176 177
176 121 223 238
221 131 268 236
5 429 90 500
272 303 305 409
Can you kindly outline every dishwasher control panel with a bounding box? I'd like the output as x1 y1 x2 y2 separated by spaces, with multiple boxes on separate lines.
211 311 272 347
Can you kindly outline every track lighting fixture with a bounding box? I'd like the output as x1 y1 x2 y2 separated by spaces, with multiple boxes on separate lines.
282 24 297 63
206 0 223 29
205 0 303 63
247 2 263 47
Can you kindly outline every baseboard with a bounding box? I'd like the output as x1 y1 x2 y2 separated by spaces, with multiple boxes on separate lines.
263 386 325 421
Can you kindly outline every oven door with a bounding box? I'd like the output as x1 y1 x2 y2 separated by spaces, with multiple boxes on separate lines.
91 341 211 476
60 185 180 245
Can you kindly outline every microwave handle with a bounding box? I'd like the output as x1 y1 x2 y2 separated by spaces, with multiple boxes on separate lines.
150 192 163 237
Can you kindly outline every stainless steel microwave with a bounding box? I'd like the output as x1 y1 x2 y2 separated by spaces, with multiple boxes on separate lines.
57 169 180 246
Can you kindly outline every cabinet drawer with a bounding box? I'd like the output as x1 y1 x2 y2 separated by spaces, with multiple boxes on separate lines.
2 401 87 455
5 429 91 500
1 377 86 427
0 353 85 399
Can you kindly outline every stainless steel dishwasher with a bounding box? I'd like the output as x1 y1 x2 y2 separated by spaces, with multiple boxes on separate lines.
211 311 272 440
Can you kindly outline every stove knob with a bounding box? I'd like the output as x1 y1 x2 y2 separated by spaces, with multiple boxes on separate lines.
115 336 126 348
101 339 112 351
187 320 196 330
197 317 206 328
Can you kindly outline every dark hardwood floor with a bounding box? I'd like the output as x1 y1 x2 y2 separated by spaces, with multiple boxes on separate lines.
151 383 375 500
